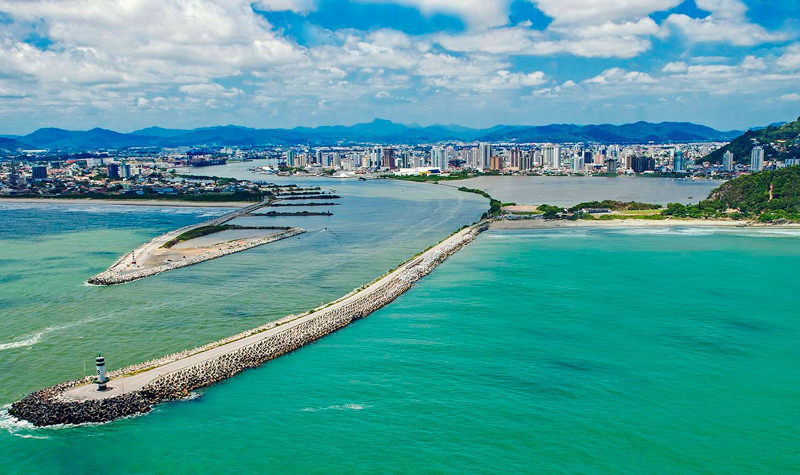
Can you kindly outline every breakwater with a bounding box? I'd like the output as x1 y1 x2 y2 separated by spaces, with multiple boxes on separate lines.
10 222 488 426
88 227 305 285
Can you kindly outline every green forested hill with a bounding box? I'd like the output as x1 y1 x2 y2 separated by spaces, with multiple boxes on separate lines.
664 165 800 221
702 116 800 165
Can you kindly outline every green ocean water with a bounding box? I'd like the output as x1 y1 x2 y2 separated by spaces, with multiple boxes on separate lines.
3 219 800 473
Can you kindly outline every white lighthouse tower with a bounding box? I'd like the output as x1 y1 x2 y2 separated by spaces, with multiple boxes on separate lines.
94 353 109 391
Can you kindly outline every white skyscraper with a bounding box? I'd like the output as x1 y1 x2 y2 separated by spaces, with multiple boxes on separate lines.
571 154 584 172
723 150 734 172
751 146 764 172
479 143 492 169
543 145 561 169
431 146 446 171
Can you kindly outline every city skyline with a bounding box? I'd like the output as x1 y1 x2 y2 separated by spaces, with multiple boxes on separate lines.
0 0 799 134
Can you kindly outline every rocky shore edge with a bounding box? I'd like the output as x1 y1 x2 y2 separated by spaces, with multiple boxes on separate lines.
10 222 488 427
87 227 306 285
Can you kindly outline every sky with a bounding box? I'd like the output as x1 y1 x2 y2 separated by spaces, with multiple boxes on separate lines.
0 0 799 134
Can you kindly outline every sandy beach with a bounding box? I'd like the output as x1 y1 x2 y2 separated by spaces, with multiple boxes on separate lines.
0 197 252 208
489 218 800 230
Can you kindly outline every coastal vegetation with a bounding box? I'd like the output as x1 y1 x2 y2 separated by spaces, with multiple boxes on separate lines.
384 171 476 182
663 166 800 222
162 225 240 248
568 200 662 212
457 186 502 218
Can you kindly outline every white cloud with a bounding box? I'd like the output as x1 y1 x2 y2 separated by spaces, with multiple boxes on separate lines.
780 92 800 101
777 44 800 70
253 0 316 13
666 0 788 46
586 68 655 84
436 17 659 59
740 55 766 70
662 61 688 73
531 0 681 25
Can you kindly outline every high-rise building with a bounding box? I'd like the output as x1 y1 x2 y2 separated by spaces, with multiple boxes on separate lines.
31 166 48 180
286 149 295 167
673 149 685 172
520 151 532 170
723 151 734 172
605 158 617 174
381 148 395 169
751 146 764 172
431 146 446 171
510 147 521 169
489 155 502 171
315 149 323 166
571 155 584 172
543 145 561 169
107 163 120 179
632 156 655 173
533 150 543 167
479 143 492 169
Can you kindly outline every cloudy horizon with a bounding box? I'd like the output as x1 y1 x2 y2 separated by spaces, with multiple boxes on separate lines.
1 0 799 134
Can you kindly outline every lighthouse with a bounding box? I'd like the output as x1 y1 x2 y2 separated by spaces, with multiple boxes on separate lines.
94 353 109 391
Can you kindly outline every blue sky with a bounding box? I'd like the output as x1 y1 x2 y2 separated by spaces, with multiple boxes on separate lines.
0 0 798 134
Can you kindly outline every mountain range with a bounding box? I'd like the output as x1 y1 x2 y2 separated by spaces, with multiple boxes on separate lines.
1 119 741 151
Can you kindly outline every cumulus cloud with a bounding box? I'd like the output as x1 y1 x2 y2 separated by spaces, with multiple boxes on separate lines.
666 0 788 46
777 44 800 70
531 0 681 25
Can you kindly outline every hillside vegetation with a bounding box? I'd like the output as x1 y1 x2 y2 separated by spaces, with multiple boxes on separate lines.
703 116 800 165
664 165 800 221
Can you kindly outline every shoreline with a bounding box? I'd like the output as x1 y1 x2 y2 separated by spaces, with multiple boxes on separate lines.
489 218 800 230
0 197 253 208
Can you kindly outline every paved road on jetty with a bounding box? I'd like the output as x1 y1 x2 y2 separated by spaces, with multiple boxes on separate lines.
63 224 483 402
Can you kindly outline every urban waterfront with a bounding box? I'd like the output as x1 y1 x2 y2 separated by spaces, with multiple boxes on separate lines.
3 220 799 473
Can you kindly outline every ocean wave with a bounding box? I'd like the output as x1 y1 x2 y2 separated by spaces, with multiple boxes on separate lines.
612 227 717 236
0 405 49 439
0 317 101 351
301 403 369 412
0 332 45 351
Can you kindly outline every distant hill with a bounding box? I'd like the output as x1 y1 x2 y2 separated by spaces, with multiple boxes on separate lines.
14 119 741 150
701 116 800 165
0 137 34 154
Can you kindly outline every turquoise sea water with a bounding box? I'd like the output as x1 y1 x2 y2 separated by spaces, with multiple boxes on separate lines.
2 171 799 473
3 221 800 473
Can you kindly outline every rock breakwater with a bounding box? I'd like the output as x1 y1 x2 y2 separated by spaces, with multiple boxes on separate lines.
10 223 487 426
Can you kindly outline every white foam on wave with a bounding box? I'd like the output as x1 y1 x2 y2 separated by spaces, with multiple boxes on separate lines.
0 332 45 351
612 227 718 237
0 317 101 351
0 405 49 439
301 403 369 412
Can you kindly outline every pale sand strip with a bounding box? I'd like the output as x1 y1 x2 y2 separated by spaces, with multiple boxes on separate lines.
489 218 800 230
0 197 252 208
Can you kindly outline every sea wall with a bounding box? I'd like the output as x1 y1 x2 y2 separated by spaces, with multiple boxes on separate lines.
88 227 305 285
10 223 487 426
